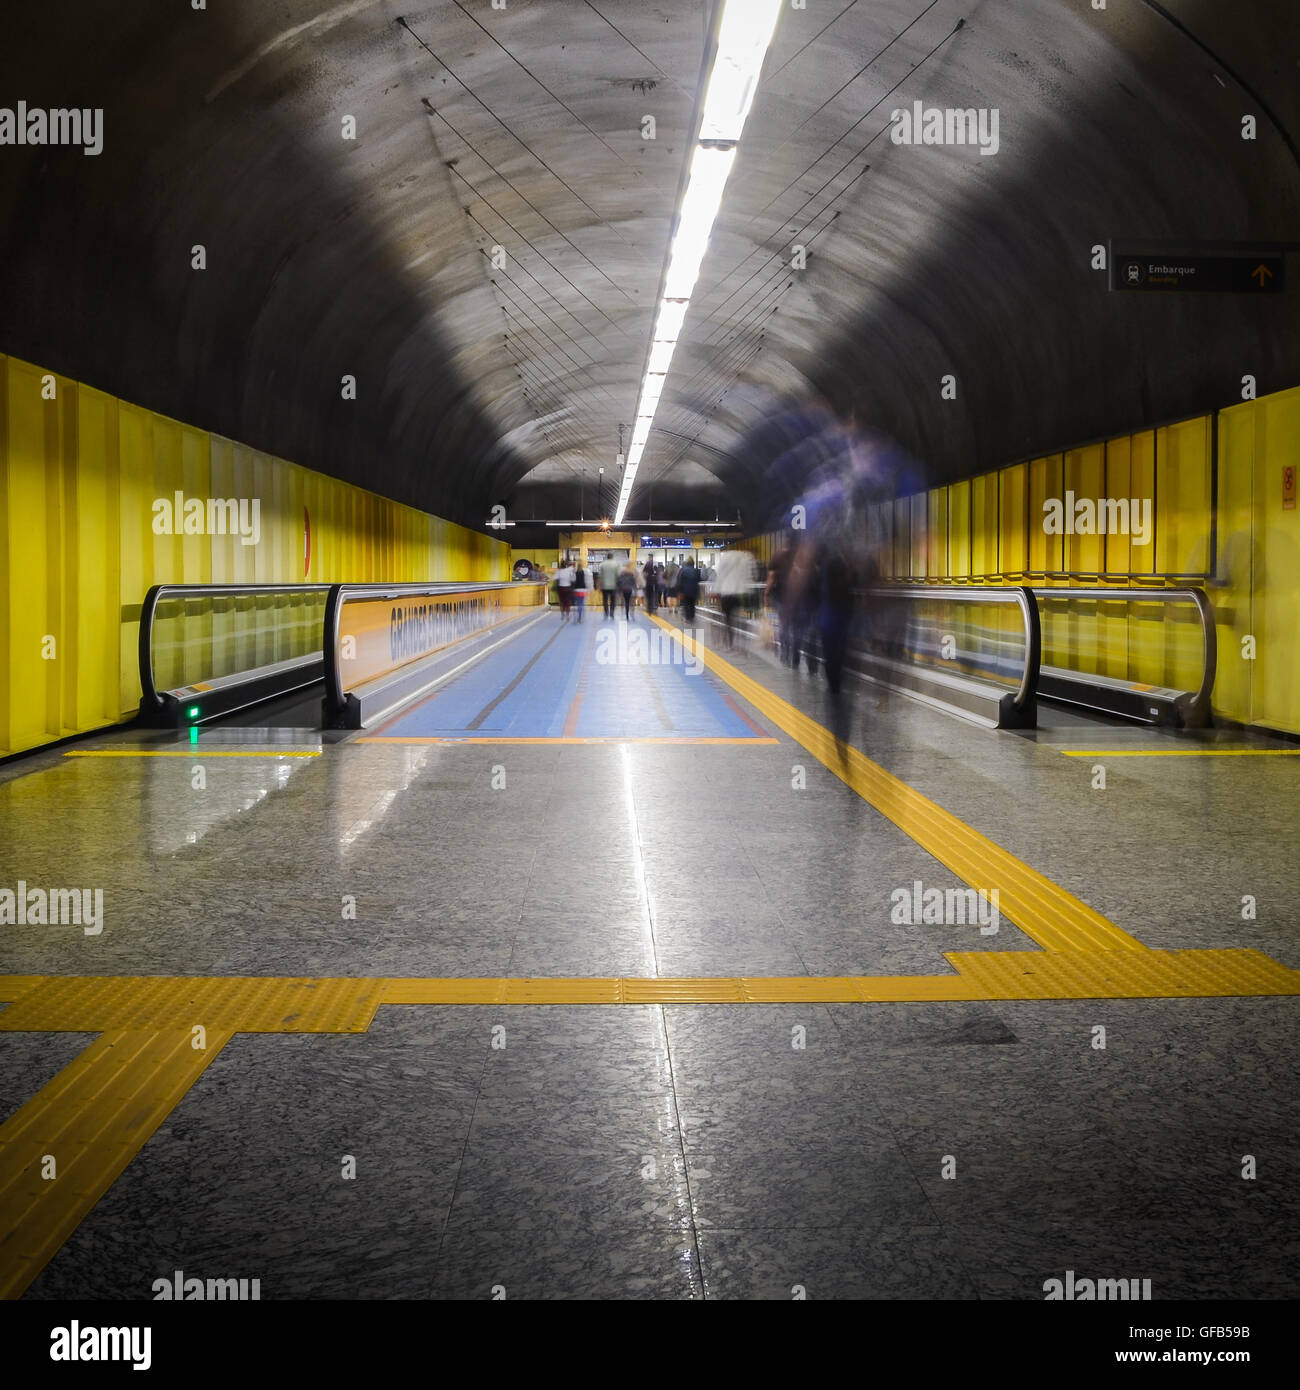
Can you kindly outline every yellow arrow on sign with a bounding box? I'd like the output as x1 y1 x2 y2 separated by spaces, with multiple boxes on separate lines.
1251 264 1274 286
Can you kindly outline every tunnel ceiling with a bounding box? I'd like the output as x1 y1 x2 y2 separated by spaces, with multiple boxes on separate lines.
1 1 1297 532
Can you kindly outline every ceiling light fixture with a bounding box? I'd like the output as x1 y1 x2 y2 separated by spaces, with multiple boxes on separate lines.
613 0 781 526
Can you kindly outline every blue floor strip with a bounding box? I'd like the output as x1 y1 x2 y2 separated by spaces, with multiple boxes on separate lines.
373 611 768 739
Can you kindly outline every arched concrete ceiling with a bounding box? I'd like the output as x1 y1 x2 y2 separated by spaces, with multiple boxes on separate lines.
0 1 1296 533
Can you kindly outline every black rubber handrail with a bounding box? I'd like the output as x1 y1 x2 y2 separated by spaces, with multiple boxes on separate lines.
138 583 332 710
859 582 1215 726
862 584 1041 713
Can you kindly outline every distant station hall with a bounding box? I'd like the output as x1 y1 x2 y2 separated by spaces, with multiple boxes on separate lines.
1 0 1299 1334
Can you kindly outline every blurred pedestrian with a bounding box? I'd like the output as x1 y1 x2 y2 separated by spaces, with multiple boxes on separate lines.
782 538 819 672
618 558 639 619
598 552 620 619
815 538 856 758
556 558 574 621
715 547 756 650
642 558 658 614
677 555 700 625
663 557 680 610
571 561 587 621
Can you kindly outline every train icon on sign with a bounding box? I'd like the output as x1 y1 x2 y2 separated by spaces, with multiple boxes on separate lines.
1124 261 1144 285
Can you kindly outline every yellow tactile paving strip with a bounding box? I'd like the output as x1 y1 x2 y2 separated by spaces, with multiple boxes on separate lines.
1061 748 1300 757
2 954 1298 1019
0 976 386 1034
5 960 1300 1302
5 649 1300 1299
0 1028 234 1300
648 616 1145 955
377 953 1300 1004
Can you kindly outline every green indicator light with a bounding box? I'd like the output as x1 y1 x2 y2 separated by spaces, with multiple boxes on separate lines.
188 706 200 718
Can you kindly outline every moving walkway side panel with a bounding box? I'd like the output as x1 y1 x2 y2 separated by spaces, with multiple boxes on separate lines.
1031 586 1216 728
858 585 1040 730
137 583 331 727
323 580 546 728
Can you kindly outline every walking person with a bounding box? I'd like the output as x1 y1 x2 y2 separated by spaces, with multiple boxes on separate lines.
598 552 620 619
618 559 638 619
815 538 857 757
556 557 574 621
663 557 680 610
572 560 587 621
783 537 819 673
642 558 658 614
765 541 794 663
677 555 700 626
715 547 757 650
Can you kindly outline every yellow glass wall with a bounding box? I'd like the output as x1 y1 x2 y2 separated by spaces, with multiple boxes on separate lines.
0 354 511 758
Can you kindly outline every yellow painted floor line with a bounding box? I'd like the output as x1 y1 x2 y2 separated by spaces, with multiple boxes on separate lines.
649 616 1145 955
354 735 779 745
63 749 321 758
0 1028 233 1300
1060 748 1300 757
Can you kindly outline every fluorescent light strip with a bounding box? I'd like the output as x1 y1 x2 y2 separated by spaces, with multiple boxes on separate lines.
647 339 676 375
699 0 784 141
654 299 689 342
661 144 736 301
615 0 778 525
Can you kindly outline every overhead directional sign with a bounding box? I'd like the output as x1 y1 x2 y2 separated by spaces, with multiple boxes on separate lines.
1110 243 1285 293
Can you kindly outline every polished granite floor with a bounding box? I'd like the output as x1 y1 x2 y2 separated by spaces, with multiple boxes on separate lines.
2 606 1299 1299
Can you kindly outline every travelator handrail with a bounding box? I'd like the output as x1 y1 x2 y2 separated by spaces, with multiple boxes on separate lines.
861 584 1042 716
139 579 543 726
138 582 333 711
860 582 1216 726
323 579 545 721
1030 585 1217 725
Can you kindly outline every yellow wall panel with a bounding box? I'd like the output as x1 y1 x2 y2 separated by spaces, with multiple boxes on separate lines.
927 487 948 578
909 493 927 578
1155 416 1211 578
1248 386 1300 734
0 353 509 758
1062 443 1104 575
998 462 1028 577
947 480 970 579
970 473 997 576
1028 455 1062 576
1103 437 1133 577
